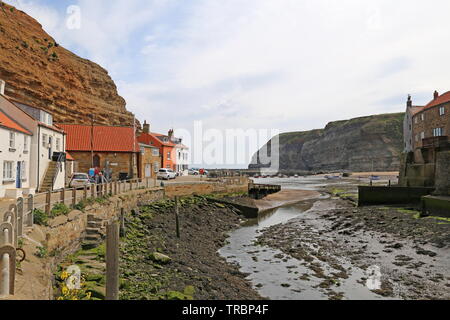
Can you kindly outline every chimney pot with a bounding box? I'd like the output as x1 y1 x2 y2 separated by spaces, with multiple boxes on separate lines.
0 79 5 95
407 94 412 107
143 121 150 134
434 90 439 100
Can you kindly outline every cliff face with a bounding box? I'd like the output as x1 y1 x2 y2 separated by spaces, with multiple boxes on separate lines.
0 3 134 125
250 113 405 172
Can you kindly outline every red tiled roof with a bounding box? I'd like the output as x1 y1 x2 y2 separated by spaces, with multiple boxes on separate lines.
59 124 140 152
410 106 424 116
138 132 177 147
0 110 32 135
424 91 450 110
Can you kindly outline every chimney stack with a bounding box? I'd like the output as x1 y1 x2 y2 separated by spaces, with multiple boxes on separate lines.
407 95 412 107
434 90 439 100
143 120 150 134
168 129 174 140
0 79 5 96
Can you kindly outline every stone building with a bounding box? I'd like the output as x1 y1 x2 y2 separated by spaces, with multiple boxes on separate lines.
138 121 189 174
59 124 140 180
400 91 450 195
139 143 161 179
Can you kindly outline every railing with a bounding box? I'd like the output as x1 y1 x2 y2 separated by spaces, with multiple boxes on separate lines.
0 203 18 298
31 178 159 217
422 136 449 149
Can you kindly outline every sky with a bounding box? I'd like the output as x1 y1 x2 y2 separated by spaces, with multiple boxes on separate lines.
5 0 450 168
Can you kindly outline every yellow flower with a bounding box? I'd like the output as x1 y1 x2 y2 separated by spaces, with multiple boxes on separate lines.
60 271 69 280
62 286 69 296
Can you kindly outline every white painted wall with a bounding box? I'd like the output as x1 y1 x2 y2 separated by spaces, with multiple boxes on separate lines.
176 146 190 175
33 126 66 191
0 127 31 198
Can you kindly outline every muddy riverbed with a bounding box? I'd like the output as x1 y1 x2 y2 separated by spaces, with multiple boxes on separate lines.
220 176 450 300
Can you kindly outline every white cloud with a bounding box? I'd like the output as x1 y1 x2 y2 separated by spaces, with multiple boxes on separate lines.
8 0 450 167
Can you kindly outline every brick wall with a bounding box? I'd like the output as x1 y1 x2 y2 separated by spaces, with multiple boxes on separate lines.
412 102 450 152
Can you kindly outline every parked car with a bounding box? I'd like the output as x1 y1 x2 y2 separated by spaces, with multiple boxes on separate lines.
69 173 92 189
157 168 177 180
189 169 200 175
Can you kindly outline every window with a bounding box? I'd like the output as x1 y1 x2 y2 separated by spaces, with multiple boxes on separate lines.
42 134 47 147
414 117 418 124
152 149 159 157
153 162 160 173
421 132 425 140
421 113 425 121
415 134 419 142
167 152 171 160
56 138 61 151
433 128 443 137
9 132 15 149
3 161 14 180
439 106 445 116
21 161 26 180
24 136 28 152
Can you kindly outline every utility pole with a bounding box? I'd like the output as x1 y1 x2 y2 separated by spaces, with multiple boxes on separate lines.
91 114 95 168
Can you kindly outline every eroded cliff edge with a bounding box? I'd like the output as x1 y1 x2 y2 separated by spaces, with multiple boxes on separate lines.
0 3 134 125
250 113 404 172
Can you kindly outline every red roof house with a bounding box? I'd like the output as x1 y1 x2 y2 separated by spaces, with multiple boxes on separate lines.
59 124 140 180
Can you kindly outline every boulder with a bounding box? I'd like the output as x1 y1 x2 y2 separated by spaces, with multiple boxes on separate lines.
148 252 172 264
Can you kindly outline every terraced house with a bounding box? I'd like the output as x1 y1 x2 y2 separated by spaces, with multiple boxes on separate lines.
401 91 450 194
0 80 68 196
138 121 189 175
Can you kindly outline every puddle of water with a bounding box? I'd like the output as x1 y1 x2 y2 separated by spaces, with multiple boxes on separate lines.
219 177 388 300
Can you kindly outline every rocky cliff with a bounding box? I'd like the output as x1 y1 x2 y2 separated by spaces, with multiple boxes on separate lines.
250 112 404 172
0 3 134 125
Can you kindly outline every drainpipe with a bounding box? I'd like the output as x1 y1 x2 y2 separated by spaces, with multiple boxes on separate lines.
36 126 41 192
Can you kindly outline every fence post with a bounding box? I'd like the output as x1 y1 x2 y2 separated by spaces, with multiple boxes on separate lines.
91 184 96 199
60 188 65 206
106 222 119 300
16 198 23 238
27 194 34 227
72 188 77 208
175 196 180 239
84 186 88 201
45 191 51 216
0 245 16 297
119 208 126 237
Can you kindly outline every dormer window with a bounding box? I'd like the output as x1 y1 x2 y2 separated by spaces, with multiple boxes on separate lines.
39 111 53 126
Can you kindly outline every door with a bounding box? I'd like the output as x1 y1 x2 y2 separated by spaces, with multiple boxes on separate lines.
16 161 22 188
145 164 151 178
93 155 100 168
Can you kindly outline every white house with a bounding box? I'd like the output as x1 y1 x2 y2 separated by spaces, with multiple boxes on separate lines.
0 80 67 196
0 109 32 198
175 144 189 176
